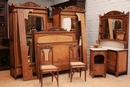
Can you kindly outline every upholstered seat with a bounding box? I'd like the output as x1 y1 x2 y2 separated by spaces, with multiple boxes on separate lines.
70 62 85 65
40 65 58 70
70 62 86 68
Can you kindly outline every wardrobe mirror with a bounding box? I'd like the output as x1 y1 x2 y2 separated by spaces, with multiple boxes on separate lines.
25 15 44 35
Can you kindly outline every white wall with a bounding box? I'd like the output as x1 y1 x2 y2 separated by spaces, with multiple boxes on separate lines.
8 0 53 7
86 0 130 74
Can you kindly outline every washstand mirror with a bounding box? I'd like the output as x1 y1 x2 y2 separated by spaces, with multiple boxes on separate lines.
98 10 129 48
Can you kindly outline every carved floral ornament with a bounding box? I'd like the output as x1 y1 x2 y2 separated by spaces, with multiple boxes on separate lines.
19 1 48 9
20 1 41 7
103 10 125 16
9 1 48 10
45 27 67 31
62 5 85 12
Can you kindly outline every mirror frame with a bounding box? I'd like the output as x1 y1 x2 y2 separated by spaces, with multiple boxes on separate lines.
98 10 129 48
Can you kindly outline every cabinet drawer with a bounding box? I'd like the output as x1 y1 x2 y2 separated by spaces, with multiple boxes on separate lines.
107 65 116 71
107 52 116 61
107 60 116 66
93 64 105 74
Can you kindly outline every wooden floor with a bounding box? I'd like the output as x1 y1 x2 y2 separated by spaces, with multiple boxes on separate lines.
0 70 130 87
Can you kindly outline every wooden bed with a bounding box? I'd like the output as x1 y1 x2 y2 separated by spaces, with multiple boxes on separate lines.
33 27 78 78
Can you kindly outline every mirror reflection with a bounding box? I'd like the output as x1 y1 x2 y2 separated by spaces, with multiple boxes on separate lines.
102 18 125 40
25 15 44 62
25 15 44 35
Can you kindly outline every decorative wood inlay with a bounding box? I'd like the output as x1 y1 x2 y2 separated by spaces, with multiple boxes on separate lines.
45 27 67 31
20 1 41 7
63 5 85 11
54 59 68 64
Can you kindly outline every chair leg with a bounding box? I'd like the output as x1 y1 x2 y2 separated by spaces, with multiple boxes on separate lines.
68 72 70 78
51 71 59 87
80 68 82 77
57 70 59 87
39 71 41 83
70 67 72 82
52 72 53 82
68 66 71 78
41 73 43 87
85 67 86 81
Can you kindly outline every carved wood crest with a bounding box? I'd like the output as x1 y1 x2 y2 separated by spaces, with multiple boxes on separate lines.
45 27 67 31
63 5 85 12
20 1 41 7
103 10 125 16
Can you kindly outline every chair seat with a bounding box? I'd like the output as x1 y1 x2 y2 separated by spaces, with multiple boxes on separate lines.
70 62 86 66
40 65 58 70
70 62 86 68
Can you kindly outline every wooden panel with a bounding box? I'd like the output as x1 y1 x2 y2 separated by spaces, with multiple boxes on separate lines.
34 31 76 43
93 64 105 75
118 51 127 73
76 13 87 67
17 9 31 81
52 15 60 27
37 35 74 43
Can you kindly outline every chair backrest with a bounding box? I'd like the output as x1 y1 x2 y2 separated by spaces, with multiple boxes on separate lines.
38 46 53 65
69 44 82 62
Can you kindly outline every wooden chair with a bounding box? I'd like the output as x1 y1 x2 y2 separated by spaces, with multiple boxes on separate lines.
69 44 86 82
38 46 59 87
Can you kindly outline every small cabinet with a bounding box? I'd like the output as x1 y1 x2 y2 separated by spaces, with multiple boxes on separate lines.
90 49 107 77
107 50 128 77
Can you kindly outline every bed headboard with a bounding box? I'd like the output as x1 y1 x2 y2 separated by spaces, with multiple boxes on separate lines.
33 27 76 44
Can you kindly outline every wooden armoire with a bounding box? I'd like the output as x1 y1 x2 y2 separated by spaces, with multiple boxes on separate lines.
51 5 87 67
9 2 50 80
